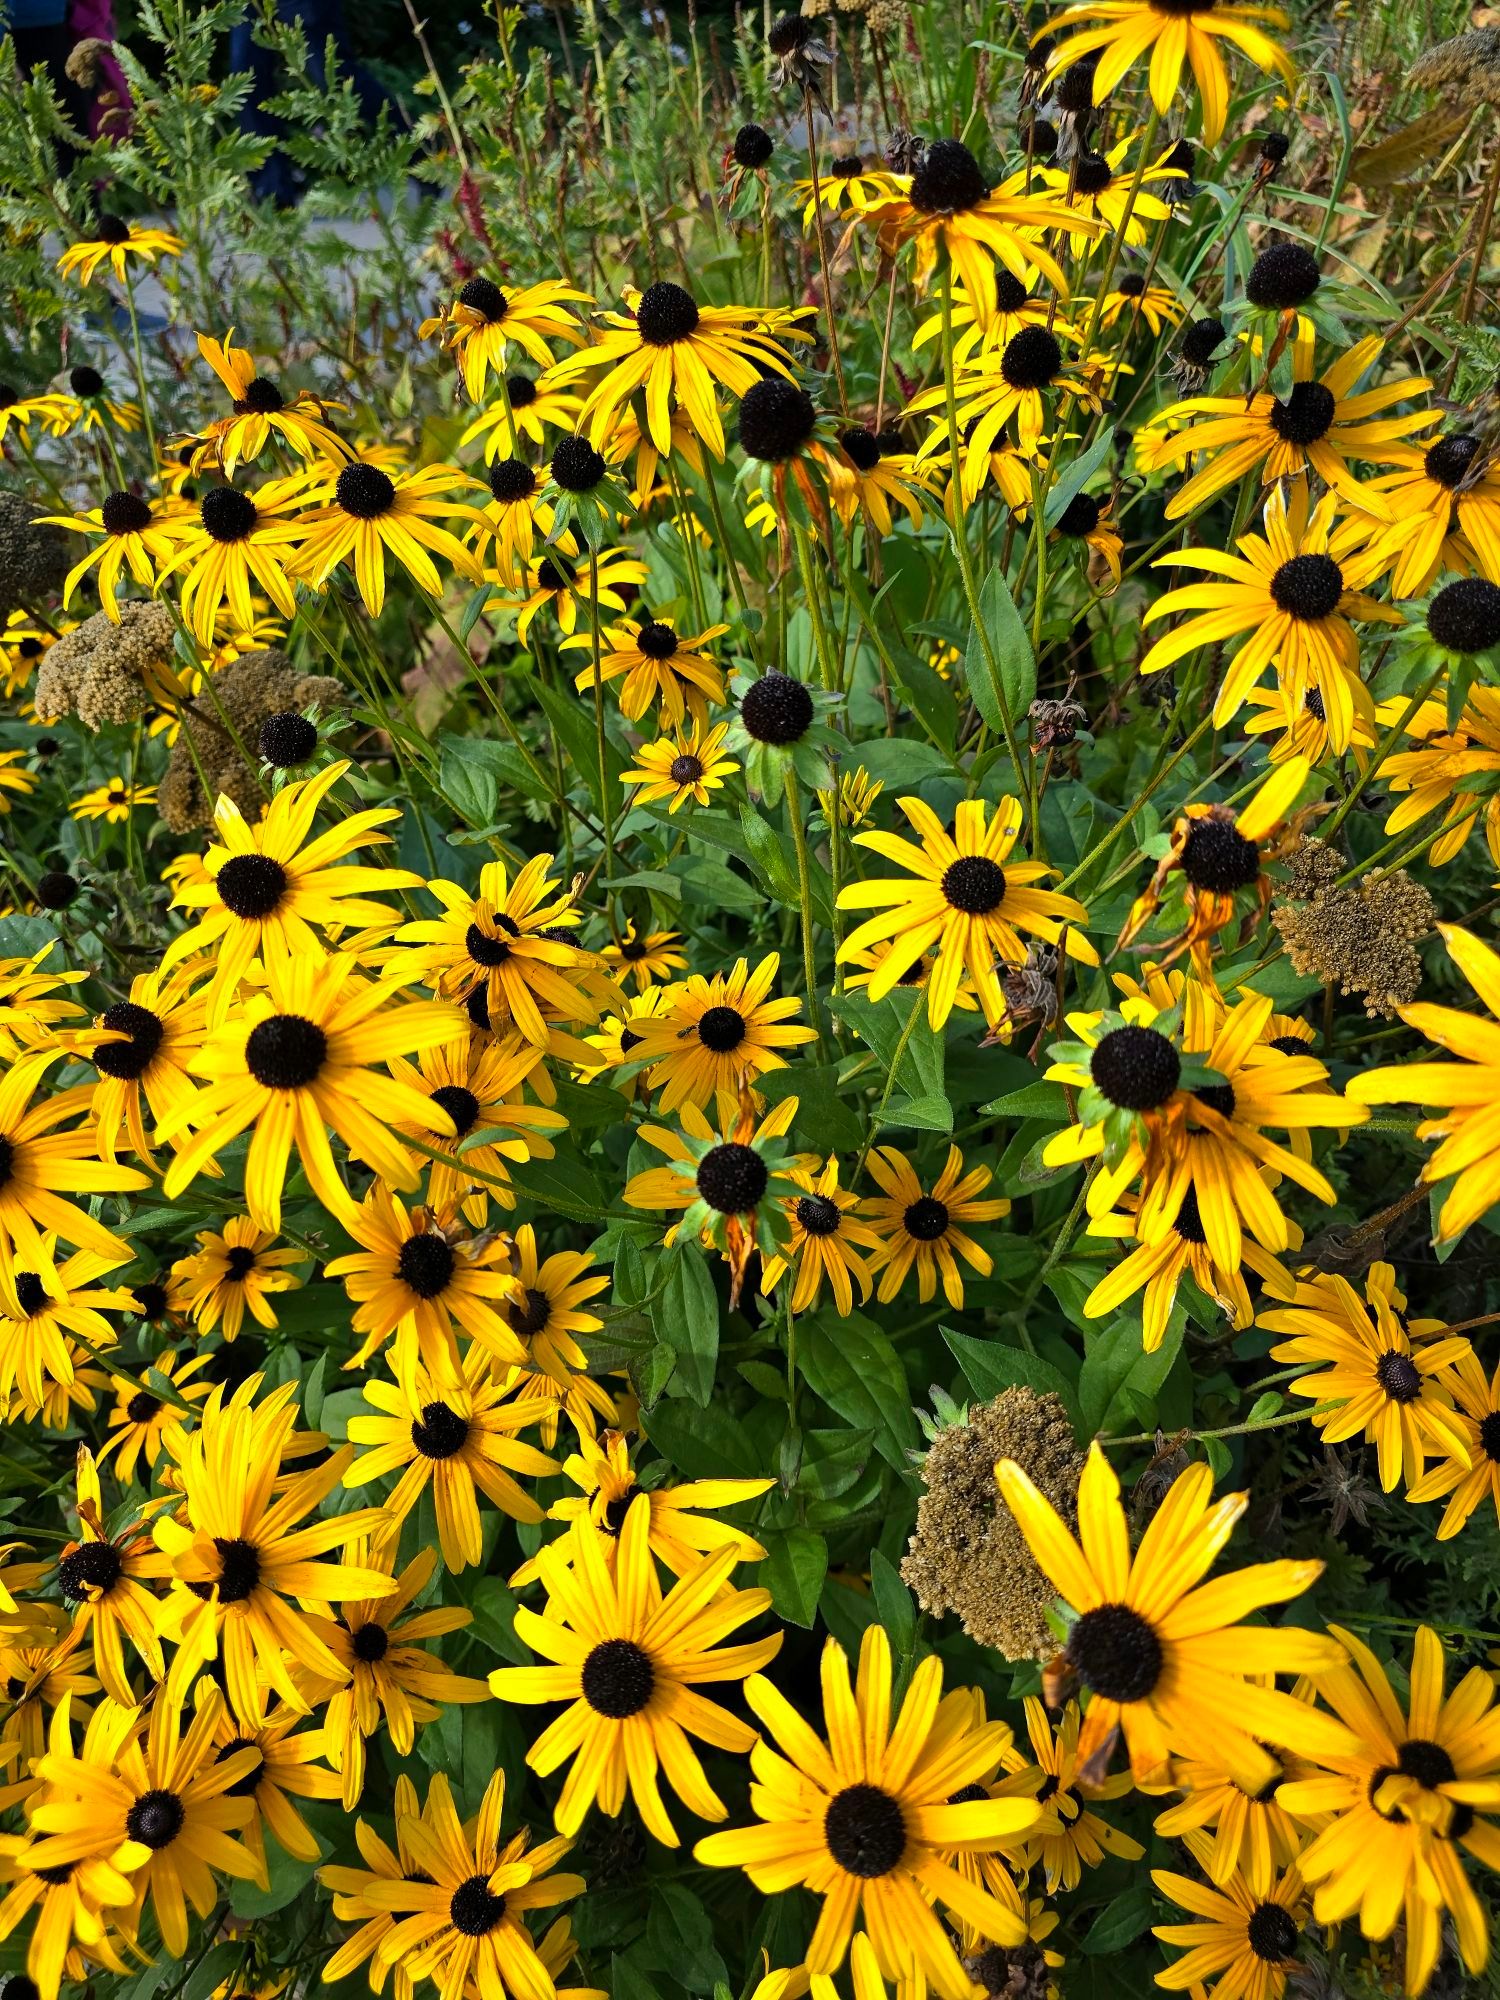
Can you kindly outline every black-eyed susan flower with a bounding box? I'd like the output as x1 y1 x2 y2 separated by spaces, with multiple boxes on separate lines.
0 1240 135 1409
388 1033 567 1224
1154 1736 1314 1896
323 1184 524 1384
459 369 585 462
496 1222 612 1442
795 154 897 223
153 474 310 644
1376 682 1500 869
87 964 209 1163
1243 679 1378 766
56 1446 169 1705
600 924 687 993
28 1682 257 1958
1037 135 1180 247
162 760 426 1024
1151 1833 1309 2000
0 1056 148 1284
0 752 37 815
318 1771 429 2000
1051 486 1123 587
695 1623 1039 1995
1361 430 1500 597
0 947 90 1063
465 458 555 584
187 328 351 474
908 324 1103 462
153 1375 397 1720
621 720 739 813
1405 1345 1500 1537
206 1699 342 1888
343 1343 558 1570
1277 1624 1500 1995
1261 1262 1473 1491
0 1785 134 2000
0 1627 99 1775
168 1217 303 1341
394 853 598 1052
1117 754 1311 972
1016 1696 1141 1894
491 1497 780 1846
1096 272 1184 334
366 1767 586 2000
158 951 463 1232
1347 924 1500 1239
624 1093 804 1303
97 1347 212 1482
569 614 728 729
548 281 801 459
837 794 1095 1030
298 1536 490 1808
71 776 157 823
1083 1183 1298 1352
44 490 188 618
1041 1 1296 146
420 274 589 401
817 766 885 832
1141 335 1438 522
911 268 1080 366
761 1156 885 1316
291 461 485 618
55 212 183 285
861 1143 1010 1307
997 1443 1351 1788
498 543 647 644
864 139 1091 313
622 952 815 1112
824 427 933 538
512 1428 771 1588
1141 486 1394 752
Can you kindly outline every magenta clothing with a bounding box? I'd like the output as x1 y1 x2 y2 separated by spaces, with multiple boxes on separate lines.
66 0 129 133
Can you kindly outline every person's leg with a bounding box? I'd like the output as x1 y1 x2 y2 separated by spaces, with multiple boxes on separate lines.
10 21 94 174
229 6 298 207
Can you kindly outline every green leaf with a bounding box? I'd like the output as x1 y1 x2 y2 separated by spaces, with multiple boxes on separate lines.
1079 1309 1187 1435
763 1527 828 1627
739 802 802 908
979 1080 1068 1120
1079 1883 1155 1954
943 1326 1082 1431
798 1314 918 1467
1043 425 1116 529
797 1427 874 1498
644 1882 728 1993
439 735 550 825
963 565 1036 730
869 1549 917 1660
652 1244 719 1406
465 1573 532 1664
645 1397 768 1481
877 1091 954 1133
1246 1391 1285 1425
182 1945 244 2000
837 989 944 1102
0 915 57 958
854 741 952 788
459 582 494 642
506 1153 607 1224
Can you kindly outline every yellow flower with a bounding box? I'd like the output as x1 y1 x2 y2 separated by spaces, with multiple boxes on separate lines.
1041 0 1296 147
760 1155 886 1316
1017 1697 1142 1894
71 777 157 823
1260 1262 1473 1491
838 794 1096 1029
599 924 688 992
569 615 728 729
419 274 590 401
153 1374 398 1720
860 1143 1009 1307
996 1443 1351 1787
491 1496 780 1845
291 461 485 617
1036 134 1182 248
343 1342 558 1570
169 1217 303 1341
188 327 352 474
622 952 816 1111
547 281 802 457
694 1623 1039 1998
1347 924 1500 1238
162 761 424 1018
45 490 188 618
1151 1832 1309 2000
1141 486 1395 752
1277 1624 1500 1995
56 216 184 286
387 1032 567 1224
621 719 739 812
1405 1345 1500 1536
154 473 311 644
87 963 209 1163
158 950 464 1233
510 1427 770 1587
